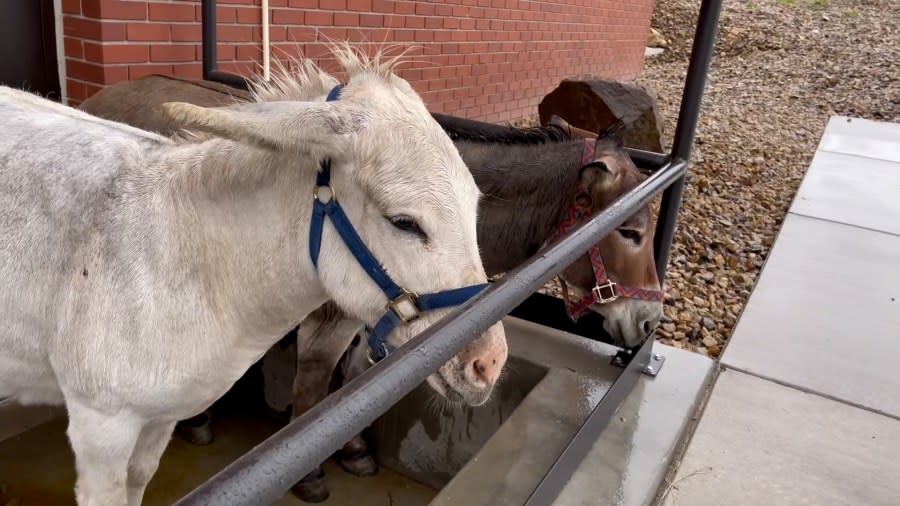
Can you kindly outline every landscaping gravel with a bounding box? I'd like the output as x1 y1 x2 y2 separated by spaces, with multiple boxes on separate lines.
527 0 898 357
640 0 899 356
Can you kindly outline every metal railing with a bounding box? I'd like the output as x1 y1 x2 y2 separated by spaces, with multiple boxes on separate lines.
177 1 722 504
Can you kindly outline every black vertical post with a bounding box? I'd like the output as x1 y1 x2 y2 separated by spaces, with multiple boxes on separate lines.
201 0 216 81
653 0 723 281
200 0 249 89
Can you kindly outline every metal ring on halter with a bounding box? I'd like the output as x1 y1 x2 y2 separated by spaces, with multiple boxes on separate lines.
313 185 336 203
366 343 389 365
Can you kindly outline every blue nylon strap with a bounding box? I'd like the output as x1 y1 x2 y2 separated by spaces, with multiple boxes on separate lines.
308 82 486 363
417 284 488 311
367 311 401 361
321 200 405 301
309 160 329 268
366 283 489 362
326 84 344 102
309 86 343 266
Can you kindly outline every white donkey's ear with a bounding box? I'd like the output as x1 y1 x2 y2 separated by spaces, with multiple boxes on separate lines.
161 101 357 151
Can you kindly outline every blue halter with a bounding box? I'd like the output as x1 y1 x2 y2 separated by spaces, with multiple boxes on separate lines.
309 84 487 362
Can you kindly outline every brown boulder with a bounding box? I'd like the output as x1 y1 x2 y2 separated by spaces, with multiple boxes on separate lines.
538 80 666 153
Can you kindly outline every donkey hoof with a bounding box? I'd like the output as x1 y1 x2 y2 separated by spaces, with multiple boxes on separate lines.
291 470 329 503
175 411 214 446
339 454 378 477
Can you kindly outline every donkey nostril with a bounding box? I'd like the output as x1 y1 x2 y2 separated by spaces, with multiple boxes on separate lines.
641 320 654 334
474 359 488 376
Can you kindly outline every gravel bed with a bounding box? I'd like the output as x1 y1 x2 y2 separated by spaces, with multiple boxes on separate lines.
639 0 899 356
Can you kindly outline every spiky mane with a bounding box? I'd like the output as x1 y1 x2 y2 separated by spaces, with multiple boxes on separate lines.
246 42 412 103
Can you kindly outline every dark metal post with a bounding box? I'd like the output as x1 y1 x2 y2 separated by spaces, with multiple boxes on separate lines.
653 0 723 281
200 0 250 90
201 0 216 81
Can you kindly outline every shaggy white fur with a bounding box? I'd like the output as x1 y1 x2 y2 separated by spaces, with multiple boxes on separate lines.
0 43 506 506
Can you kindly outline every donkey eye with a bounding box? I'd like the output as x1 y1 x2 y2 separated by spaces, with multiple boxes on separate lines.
582 160 609 172
617 228 642 244
389 215 426 238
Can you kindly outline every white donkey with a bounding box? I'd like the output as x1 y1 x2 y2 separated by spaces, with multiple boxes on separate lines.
0 44 507 506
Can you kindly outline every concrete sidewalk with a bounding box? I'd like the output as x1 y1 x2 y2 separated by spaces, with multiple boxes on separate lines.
660 116 900 506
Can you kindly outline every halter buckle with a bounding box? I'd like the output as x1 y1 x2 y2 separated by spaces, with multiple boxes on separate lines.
313 185 336 203
388 289 420 324
592 281 618 304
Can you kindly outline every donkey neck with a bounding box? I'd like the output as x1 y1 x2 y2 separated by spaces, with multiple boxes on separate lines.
456 139 585 274
151 140 324 340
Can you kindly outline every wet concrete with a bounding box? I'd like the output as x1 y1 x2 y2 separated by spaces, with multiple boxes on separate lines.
370 355 547 489
429 319 715 506
432 318 625 506
553 343 714 506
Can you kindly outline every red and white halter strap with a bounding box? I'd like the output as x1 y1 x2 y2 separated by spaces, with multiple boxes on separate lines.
551 139 664 321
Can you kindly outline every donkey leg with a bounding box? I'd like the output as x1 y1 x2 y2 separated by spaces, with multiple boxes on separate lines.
126 420 176 506
336 340 378 477
174 410 213 445
338 434 378 477
290 302 365 503
288 356 333 504
65 399 142 506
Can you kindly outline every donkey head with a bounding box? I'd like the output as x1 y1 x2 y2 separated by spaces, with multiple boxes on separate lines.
555 119 663 347
162 45 506 406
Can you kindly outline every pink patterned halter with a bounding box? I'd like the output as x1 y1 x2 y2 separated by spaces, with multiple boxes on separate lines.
551 139 665 321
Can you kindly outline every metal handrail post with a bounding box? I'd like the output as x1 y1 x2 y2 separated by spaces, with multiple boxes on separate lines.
653 0 723 281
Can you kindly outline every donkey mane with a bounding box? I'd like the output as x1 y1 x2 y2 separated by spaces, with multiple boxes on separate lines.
431 112 572 145
173 43 415 143
246 43 412 103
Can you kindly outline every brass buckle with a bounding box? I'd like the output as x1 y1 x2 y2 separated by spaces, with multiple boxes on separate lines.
313 185 336 203
388 289 420 324
592 281 618 304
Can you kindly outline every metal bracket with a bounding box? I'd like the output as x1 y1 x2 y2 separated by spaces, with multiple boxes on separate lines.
643 353 666 376
611 348 635 368
611 350 665 377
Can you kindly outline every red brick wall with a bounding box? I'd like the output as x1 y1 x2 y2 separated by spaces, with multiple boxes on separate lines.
62 0 653 122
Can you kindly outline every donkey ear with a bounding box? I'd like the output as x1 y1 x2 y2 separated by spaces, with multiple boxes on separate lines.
579 160 616 193
596 120 626 148
160 101 357 151
549 115 598 139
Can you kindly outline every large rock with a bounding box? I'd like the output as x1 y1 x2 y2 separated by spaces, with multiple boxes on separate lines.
538 80 666 153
